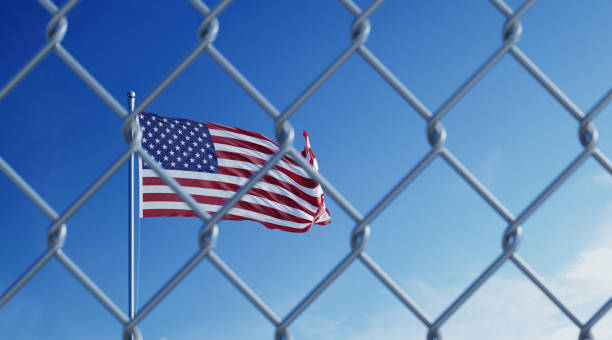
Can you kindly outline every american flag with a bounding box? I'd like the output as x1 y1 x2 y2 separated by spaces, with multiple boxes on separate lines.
138 112 331 232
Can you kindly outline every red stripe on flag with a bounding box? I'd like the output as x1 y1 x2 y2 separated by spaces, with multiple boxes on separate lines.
142 209 315 233
142 177 319 213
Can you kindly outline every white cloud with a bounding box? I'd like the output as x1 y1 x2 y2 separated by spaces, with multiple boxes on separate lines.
306 216 612 340
345 311 424 340
448 217 612 339
295 314 346 340
551 217 612 322
562 247 612 290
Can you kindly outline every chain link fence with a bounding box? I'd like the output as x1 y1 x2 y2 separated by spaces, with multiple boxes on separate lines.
1 0 612 339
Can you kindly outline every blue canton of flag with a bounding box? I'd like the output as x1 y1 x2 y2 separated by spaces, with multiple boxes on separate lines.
139 112 219 173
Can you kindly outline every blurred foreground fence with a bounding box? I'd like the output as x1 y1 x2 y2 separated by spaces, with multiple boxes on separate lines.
1 0 612 339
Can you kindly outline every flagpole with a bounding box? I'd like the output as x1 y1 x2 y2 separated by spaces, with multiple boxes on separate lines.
127 90 136 339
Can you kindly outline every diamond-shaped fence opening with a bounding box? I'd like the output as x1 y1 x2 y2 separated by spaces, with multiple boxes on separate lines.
441 55 582 208
1 0 612 339
364 157 507 304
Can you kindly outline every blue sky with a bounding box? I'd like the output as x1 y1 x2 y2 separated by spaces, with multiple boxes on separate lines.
1 0 612 339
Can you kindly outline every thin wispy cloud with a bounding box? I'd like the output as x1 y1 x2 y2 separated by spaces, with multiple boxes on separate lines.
593 172 612 187
481 150 503 190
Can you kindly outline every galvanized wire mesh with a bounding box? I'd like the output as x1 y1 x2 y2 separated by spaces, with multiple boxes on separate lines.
1 0 612 339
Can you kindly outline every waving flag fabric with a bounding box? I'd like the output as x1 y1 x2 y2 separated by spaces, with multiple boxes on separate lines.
138 112 331 232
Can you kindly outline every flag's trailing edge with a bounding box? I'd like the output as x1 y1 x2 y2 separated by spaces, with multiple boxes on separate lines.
138 112 331 233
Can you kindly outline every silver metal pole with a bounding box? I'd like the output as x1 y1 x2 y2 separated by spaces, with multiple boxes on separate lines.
127 90 136 338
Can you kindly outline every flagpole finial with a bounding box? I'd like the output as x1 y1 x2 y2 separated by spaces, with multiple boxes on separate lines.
127 91 136 116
